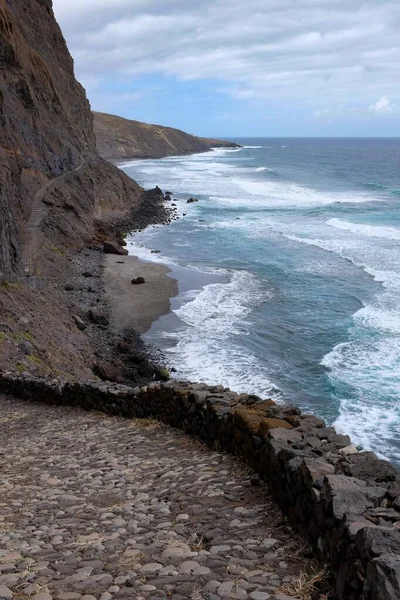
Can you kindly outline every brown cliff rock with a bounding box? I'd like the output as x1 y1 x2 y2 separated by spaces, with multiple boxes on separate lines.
93 111 240 160
0 0 142 276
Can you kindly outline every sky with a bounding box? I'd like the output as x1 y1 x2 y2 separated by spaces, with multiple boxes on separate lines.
52 0 400 137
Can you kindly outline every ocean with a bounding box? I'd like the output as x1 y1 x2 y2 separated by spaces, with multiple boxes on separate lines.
120 138 400 464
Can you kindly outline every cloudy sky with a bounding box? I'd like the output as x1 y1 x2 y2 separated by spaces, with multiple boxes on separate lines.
52 0 400 137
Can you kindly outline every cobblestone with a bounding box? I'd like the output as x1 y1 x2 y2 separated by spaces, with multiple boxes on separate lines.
0 395 311 599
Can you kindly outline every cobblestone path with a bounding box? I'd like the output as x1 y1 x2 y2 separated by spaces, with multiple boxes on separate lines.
0 395 314 600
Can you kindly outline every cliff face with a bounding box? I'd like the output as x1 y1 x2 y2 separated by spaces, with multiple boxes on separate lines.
0 0 142 276
93 111 239 160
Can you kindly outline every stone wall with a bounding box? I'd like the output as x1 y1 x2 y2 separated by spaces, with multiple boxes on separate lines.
1 373 399 600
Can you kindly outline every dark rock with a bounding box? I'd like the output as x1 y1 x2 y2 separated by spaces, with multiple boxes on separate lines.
337 452 400 484
187 198 199 203
131 277 145 284
117 341 132 354
64 283 75 291
165 191 172 195
19 341 33 356
329 433 352 448
151 250 161 253
89 309 109 326
363 554 400 600
82 271 93 277
72 315 86 331
322 475 386 521
356 526 400 562
126 353 147 364
94 363 123 383
103 241 128 256
138 360 155 378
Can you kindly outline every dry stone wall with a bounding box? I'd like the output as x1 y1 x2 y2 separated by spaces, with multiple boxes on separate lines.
1 373 399 600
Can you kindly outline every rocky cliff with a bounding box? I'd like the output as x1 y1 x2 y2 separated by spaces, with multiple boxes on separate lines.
0 0 143 276
93 111 239 160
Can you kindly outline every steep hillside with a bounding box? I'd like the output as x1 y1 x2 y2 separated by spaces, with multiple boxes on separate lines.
0 0 143 277
93 111 239 160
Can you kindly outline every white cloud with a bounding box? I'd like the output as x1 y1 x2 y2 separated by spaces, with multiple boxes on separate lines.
52 0 400 113
368 96 396 114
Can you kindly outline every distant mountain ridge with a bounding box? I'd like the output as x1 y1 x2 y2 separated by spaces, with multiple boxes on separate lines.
93 111 240 160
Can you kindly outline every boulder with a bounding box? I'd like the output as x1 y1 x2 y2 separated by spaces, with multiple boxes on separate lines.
89 309 109 326
155 366 171 382
103 241 128 256
125 354 146 366
138 360 155 378
322 475 386 521
131 277 145 285
356 526 400 562
82 271 93 277
187 197 199 203
117 341 132 354
64 283 75 291
95 363 123 383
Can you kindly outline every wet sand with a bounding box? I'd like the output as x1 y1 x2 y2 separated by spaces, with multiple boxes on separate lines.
104 254 178 333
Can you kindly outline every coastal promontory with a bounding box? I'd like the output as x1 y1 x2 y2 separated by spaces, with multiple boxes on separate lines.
93 111 240 160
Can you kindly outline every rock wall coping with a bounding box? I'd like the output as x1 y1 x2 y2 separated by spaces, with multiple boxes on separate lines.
1 373 399 600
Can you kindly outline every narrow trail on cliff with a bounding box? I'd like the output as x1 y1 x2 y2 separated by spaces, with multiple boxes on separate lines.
23 161 86 271
0 394 313 600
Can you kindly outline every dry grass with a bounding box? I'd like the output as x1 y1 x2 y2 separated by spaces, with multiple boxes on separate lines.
128 417 162 429
279 563 330 600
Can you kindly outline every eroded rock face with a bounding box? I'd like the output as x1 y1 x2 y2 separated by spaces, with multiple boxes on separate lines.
0 0 142 276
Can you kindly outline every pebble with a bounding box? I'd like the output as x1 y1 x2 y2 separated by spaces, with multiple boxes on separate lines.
0 395 312 600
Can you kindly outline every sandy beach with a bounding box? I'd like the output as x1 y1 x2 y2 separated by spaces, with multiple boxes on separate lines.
104 254 178 334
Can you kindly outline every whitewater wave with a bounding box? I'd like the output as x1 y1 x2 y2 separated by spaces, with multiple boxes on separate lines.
327 217 400 240
288 231 400 460
323 337 400 462
154 270 280 397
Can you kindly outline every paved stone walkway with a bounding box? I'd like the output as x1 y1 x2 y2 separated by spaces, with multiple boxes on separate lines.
0 395 313 600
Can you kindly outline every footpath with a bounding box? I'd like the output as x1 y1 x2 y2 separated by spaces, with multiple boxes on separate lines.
0 394 315 600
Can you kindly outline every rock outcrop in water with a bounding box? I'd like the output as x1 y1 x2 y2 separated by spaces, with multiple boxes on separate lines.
0 0 144 277
93 111 240 160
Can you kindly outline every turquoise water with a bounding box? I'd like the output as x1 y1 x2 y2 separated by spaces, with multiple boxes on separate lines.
121 138 400 463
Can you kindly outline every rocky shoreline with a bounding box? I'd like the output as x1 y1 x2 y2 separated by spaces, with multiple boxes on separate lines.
60 186 181 387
